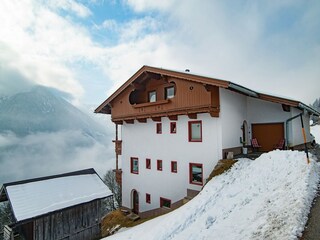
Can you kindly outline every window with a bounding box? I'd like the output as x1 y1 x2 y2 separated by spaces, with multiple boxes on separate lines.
171 161 177 173
146 158 151 169
130 157 139 174
165 86 175 99
157 160 162 171
156 123 162 134
149 91 156 102
170 122 177 134
188 121 202 142
146 193 151 204
189 163 203 185
160 197 171 208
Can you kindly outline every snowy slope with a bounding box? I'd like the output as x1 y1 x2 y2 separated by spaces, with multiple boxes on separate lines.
311 125 320 143
106 150 320 240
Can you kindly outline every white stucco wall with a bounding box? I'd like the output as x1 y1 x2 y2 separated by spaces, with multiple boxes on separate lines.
118 90 311 214
120 114 222 213
220 89 247 149
289 108 311 147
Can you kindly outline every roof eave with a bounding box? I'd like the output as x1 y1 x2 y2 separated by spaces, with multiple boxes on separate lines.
298 103 320 116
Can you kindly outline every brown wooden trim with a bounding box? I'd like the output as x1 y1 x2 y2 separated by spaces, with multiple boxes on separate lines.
132 99 170 108
187 113 197 119
137 118 147 123
168 115 178 121
124 119 134 124
111 105 215 123
114 120 123 125
152 117 162 122
259 94 299 107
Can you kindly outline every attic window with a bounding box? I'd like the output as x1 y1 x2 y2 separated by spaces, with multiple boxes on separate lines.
149 91 156 102
165 86 175 99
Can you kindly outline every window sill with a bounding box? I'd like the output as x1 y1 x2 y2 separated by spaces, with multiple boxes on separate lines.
132 99 170 108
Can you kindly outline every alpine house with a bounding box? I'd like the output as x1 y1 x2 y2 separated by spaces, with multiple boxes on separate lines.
95 65 319 218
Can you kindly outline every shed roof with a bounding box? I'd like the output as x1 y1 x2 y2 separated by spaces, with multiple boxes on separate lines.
0 168 112 223
95 65 320 116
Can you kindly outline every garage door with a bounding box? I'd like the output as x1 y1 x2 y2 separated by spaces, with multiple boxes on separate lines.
251 123 284 152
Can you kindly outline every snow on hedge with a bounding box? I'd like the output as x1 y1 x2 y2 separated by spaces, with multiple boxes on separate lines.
105 150 320 240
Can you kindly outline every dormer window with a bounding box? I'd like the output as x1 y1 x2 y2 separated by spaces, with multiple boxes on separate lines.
165 86 175 99
149 91 156 102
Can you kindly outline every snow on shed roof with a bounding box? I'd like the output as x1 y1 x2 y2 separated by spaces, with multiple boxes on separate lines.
2 168 112 223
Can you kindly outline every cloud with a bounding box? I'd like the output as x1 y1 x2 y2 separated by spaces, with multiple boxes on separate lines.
110 0 320 104
47 0 92 18
0 0 102 101
0 0 319 107
0 130 114 184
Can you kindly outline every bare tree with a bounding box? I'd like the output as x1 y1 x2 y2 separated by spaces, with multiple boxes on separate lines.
103 169 121 210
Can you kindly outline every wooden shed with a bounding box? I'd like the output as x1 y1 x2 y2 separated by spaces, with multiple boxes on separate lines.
0 168 113 240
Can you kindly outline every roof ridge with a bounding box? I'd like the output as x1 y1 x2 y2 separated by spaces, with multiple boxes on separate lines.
3 168 97 187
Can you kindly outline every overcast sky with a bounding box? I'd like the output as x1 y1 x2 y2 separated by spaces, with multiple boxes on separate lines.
0 0 319 106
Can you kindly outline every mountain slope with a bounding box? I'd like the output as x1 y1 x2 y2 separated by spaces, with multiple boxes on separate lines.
0 86 107 139
106 151 320 240
0 86 114 185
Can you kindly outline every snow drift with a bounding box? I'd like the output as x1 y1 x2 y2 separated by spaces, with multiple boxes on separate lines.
106 150 320 240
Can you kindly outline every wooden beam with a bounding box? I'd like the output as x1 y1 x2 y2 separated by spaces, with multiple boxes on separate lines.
137 118 147 123
209 111 219 117
187 113 197 119
124 119 134 124
168 115 178 121
113 120 123 125
151 117 162 122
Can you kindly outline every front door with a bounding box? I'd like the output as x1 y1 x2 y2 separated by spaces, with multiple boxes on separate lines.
132 190 139 214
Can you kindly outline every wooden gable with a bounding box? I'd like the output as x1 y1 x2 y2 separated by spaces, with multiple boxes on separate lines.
96 66 229 122
95 66 320 122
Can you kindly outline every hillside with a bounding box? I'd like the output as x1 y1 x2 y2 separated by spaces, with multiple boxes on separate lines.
0 86 113 184
105 151 320 240
0 86 107 139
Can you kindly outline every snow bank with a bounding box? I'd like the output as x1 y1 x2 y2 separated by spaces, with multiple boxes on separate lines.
105 150 320 240
311 125 320 143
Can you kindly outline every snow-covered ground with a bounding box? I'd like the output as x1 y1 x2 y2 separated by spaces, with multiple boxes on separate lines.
105 150 320 240
311 124 320 143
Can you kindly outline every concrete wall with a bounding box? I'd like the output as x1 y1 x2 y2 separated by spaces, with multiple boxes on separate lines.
120 113 221 213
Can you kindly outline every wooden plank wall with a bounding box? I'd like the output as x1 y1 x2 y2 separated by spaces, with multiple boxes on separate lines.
33 200 104 240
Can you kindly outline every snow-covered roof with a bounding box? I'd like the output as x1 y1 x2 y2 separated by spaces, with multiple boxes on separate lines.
1 168 112 222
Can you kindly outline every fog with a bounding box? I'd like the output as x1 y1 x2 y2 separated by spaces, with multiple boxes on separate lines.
0 130 114 185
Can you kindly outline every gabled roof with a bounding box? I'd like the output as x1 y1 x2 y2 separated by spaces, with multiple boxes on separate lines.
95 65 320 116
0 168 112 223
